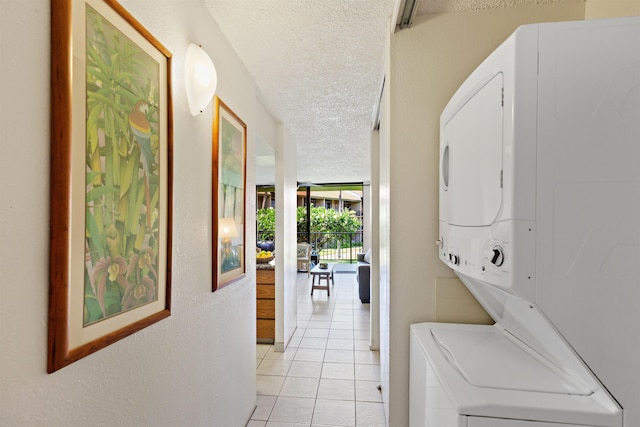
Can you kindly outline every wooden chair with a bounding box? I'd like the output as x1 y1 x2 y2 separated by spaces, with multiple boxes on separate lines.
296 243 312 277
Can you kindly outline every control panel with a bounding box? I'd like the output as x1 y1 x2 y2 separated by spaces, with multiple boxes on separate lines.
438 219 536 296
438 220 513 289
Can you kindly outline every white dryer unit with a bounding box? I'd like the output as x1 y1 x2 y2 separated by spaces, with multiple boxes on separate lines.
410 16 640 427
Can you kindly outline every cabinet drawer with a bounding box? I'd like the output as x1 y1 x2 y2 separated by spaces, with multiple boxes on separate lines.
256 284 275 299
257 319 275 339
257 299 275 319
256 269 275 285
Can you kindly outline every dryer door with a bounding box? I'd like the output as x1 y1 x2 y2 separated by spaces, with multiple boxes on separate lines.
441 73 504 227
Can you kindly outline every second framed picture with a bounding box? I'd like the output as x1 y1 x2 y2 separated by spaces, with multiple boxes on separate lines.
213 97 247 290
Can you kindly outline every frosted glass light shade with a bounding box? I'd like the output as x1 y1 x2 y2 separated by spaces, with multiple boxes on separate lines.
185 43 217 115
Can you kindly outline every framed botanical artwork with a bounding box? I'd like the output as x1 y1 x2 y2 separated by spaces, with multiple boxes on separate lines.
213 97 247 290
48 0 173 373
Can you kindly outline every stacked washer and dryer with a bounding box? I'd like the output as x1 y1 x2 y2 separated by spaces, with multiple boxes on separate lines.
410 17 639 427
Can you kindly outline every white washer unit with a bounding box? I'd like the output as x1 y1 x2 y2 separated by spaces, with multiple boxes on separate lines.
410 17 640 427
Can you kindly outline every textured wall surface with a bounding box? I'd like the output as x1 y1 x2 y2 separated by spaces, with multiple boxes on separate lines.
0 1 275 425
585 0 640 17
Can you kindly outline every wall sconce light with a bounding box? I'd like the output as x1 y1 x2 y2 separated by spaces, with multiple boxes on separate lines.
185 43 217 115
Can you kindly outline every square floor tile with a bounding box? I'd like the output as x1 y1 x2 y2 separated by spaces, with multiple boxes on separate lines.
354 350 380 365
317 378 355 401
353 339 370 351
355 380 382 402
287 336 302 348
298 308 314 317
324 349 354 364
304 328 330 338
332 314 353 322
329 329 354 340
312 399 355 426
330 321 354 330
287 360 323 378
269 396 315 424
307 320 332 329
246 420 266 427
264 346 298 361
299 337 328 349
266 422 308 427
279 376 320 399
356 401 386 426
315 301 334 308
355 364 380 381
321 362 354 380
257 359 293 376
335 302 355 309
353 329 370 340
311 313 333 321
354 321 369 330
257 345 271 359
294 348 326 362
354 311 370 319
256 375 285 396
251 395 277 420
326 338 354 350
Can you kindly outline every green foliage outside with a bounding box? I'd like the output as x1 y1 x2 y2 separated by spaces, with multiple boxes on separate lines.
256 206 362 249
83 6 161 326
257 207 276 241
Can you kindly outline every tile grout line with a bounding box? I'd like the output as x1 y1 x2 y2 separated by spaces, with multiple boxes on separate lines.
256 268 381 426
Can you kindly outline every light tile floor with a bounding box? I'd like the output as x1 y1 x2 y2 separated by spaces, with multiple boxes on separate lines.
249 265 386 427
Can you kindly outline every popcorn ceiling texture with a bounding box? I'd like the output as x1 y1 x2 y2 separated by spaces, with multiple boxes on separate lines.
203 0 393 183
419 0 585 14
203 0 584 184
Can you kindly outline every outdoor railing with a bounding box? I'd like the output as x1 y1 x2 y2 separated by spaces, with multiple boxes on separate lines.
298 231 364 264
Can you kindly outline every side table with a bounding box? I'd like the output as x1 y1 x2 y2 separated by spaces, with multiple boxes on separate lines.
310 263 334 296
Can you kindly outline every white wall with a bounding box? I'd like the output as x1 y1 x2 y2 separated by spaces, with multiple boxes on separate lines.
362 184 371 253
366 132 380 352
380 3 586 426
377 29 392 419
274 125 298 351
0 1 276 425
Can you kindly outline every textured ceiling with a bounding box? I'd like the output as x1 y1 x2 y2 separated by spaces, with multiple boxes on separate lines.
202 0 583 185
418 0 583 14
202 0 394 185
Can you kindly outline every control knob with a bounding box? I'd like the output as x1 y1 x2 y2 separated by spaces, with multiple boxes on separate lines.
490 246 505 267
448 253 460 266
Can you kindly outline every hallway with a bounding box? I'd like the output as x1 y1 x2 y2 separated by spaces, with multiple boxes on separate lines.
249 266 385 426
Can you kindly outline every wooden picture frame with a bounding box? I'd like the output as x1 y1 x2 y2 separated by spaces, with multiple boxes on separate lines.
213 97 246 290
48 0 173 373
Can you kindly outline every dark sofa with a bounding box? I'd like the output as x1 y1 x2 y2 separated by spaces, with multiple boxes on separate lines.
356 252 370 303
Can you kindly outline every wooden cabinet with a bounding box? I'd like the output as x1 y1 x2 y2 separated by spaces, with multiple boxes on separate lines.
256 268 275 343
